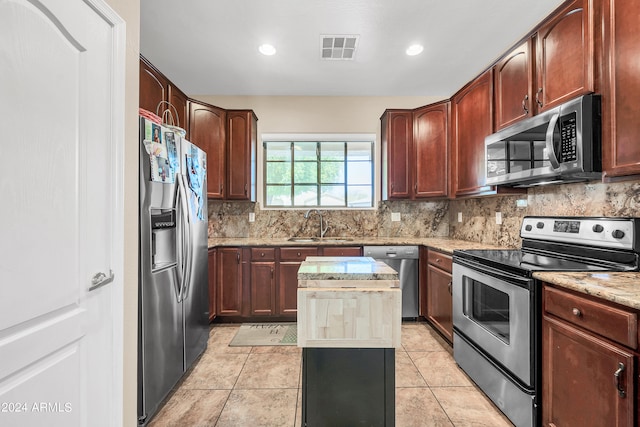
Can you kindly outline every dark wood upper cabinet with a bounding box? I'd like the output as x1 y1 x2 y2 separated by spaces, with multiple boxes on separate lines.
168 85 188 135
451 70 494 197
381 110 413 200
139 57 168 116
493 39 535 130
601 0 640 178
188 100 226 199
226 110 258 201
535 0 595 112
413 102 449 198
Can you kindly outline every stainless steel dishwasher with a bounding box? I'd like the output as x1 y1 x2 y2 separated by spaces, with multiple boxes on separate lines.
363 246 419 319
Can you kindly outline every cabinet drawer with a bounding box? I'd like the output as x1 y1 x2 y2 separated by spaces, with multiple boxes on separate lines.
322 246 362 257
544 286 638 349
427 250 452 272
280 247 318 261
251 248 275 261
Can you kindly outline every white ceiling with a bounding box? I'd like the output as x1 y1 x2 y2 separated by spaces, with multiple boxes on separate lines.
140 0 565 97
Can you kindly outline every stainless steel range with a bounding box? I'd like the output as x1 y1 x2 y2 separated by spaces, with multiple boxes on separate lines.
452 217 640 427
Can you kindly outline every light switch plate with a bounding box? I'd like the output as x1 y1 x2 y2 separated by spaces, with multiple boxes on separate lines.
391 212 401 222
457 212 462 223
496 212 502 225
249 212 255 222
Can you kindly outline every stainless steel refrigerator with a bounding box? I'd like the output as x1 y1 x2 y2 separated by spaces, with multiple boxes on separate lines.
137 117 209 426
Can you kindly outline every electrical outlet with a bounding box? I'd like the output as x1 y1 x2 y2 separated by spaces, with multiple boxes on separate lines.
457 212 462 223
496 212 502 225
248 212 255 222
516 199 528 208
391 212 401 222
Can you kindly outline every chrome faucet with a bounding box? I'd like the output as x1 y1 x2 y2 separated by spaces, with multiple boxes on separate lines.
304 209 329 238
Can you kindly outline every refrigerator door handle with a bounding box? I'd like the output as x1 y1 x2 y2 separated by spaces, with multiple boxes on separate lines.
177 174 193 302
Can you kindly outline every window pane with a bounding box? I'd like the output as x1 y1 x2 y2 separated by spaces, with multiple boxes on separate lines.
266 142 291 161
321 161 344 183
347 161 371 185
266 185 291 206
320 142 345 161
320 185 345 206
294 185 318 206
294 142 317 161
266 162 291 184
294 161 317 184
347 186 372 207
347 142 372 161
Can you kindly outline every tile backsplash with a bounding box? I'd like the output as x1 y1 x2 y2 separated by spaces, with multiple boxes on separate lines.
208 179 640 248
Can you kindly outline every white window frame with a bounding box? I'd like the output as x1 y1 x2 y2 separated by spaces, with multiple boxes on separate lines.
260 133 378 210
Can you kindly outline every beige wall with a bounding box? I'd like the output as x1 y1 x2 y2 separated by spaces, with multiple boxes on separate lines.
104 0 139 425
192 95 443 203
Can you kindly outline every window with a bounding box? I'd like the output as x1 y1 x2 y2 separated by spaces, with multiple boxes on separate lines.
264 139 374 208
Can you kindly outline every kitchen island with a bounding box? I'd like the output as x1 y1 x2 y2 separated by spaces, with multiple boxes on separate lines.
297 256 401 427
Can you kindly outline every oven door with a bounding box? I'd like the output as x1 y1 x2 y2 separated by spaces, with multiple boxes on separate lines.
452 257 535 387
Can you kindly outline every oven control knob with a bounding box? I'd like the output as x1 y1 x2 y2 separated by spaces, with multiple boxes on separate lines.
525 225 533 231
536 222 544 229
592 224 604 233
612 230 625 239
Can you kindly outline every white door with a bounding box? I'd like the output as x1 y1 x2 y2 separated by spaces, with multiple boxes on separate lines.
0 0 125 426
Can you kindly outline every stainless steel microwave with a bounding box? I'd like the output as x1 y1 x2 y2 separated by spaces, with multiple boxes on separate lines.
485 94 601 187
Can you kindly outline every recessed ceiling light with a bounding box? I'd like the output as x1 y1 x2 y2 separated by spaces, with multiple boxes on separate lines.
406 44 424 56
259 44 276 56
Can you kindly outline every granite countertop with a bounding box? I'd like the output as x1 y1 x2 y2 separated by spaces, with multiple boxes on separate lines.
207 236 507 254
534 271 640 311
297 256 399 282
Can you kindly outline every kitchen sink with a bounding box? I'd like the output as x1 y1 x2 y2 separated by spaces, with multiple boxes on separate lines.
287 237 318 242
287 237 353 243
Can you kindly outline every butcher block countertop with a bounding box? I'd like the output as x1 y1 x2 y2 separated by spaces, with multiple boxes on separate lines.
297 256 401 349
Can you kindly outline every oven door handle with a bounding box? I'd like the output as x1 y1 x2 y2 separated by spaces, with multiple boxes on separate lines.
453 257 534 289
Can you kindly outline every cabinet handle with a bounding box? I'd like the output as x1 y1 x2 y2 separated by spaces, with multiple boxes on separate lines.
447 282 452 295
271 267 274 279
245 183 248 195
522 94 529 114
414 183 417 193
614 362 626 398
436 258 441 263
297 252 301 257
261 252 265 257
535 88 543 108
572 307 582 317
236 253 240 264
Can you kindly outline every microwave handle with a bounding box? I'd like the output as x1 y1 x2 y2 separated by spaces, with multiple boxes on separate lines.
545 113 561 169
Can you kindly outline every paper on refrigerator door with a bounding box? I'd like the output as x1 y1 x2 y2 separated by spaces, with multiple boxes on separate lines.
142 119 178 183
185 144 206 221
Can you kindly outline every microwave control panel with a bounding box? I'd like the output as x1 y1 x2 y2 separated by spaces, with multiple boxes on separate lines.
559 113 577 162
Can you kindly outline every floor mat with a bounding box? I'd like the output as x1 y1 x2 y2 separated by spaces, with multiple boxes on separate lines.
228 323 297 346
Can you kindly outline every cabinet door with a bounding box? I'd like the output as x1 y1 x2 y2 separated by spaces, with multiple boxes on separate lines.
413 102 449 198
208 248 217 321
227 110 257 201
217 248 243 316
381 110 412 199
278 262 302 316
426 264 453 342
189 101 226 199
601 0 640 178
168 85 188 135
451 70 494 197
139 57 167 115
494 39 534 129
535 0 595 112
250 262 275 316
542 315 635 427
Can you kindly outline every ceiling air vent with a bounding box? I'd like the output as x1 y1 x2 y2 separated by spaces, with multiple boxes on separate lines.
321 35 359 60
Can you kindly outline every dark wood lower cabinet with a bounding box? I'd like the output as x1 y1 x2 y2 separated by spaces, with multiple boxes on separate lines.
216 247 243 316
250 261 275 316
542 284 637 427
425 250 453 343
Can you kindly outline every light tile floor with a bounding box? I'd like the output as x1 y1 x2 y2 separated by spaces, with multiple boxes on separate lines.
148 321 514 427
